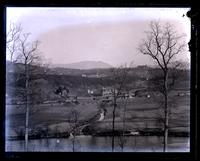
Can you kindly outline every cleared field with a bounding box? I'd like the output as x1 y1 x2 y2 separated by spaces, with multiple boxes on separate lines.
6 93 190 138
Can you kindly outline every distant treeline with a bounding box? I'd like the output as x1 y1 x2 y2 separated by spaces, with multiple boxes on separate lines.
6 66 190 88
6 61 190 101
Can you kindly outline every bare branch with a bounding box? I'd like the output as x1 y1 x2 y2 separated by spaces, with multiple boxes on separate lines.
138 21 186 71
6 23 22 62
6 23 22 44
138 21 187 152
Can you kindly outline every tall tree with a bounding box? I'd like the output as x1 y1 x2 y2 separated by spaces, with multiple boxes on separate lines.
110 65 130 152
118 96 128 152
68 108 80 152
17 33 41 151
7 23 49 151
138 21 187 152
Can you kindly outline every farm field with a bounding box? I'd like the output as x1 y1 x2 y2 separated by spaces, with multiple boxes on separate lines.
6 92 190 139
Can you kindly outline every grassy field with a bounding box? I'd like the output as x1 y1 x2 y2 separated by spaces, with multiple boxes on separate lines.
6 92 190 139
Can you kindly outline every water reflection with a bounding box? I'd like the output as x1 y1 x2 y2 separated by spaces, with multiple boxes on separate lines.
6 136 189 152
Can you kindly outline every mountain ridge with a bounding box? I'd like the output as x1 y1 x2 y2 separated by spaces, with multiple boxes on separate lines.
51 60 113 69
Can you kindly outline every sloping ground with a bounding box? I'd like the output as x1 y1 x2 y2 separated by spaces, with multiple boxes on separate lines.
6 93 190 139
92 95 190 135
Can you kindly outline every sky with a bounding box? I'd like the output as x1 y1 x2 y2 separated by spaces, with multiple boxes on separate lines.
6 7 191 67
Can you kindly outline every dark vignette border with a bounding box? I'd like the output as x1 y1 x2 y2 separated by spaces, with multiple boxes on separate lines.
0 0 199 161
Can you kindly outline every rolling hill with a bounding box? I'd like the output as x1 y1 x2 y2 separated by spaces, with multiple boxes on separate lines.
51 61 113 69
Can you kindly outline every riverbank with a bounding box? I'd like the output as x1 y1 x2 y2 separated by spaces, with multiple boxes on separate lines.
7 129 189 141
6 135 190 152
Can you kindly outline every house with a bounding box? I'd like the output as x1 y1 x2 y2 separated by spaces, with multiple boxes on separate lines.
82 73 106 78
87 89 94 95
88 88 102 96
102 88 112 97
118 92 130 99
102 87 118 98
82 74 87 77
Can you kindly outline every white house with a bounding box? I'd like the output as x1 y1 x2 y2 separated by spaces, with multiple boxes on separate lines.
102 87 117 97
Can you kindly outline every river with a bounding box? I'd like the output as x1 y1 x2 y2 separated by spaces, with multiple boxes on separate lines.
6 136 189 152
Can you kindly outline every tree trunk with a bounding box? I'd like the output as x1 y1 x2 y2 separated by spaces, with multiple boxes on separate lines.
25 63 29 151
72 135 75 152
121 98 127 152
112 97 117 152
163 71 169 152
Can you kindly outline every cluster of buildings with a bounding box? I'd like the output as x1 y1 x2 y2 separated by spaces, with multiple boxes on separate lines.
81 73 106 78
87 87 151 99
87 87 190 101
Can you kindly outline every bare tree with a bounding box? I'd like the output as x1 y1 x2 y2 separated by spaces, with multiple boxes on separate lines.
118 97 128 152
68 108 80 152
6 23 50 151
6 23 22 87
54 86 80 152
138 21 187 152
110 65 130 152
6 23 22 62
15 32 41 151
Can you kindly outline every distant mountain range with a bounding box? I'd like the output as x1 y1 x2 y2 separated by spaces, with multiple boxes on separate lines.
51 61 113 69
